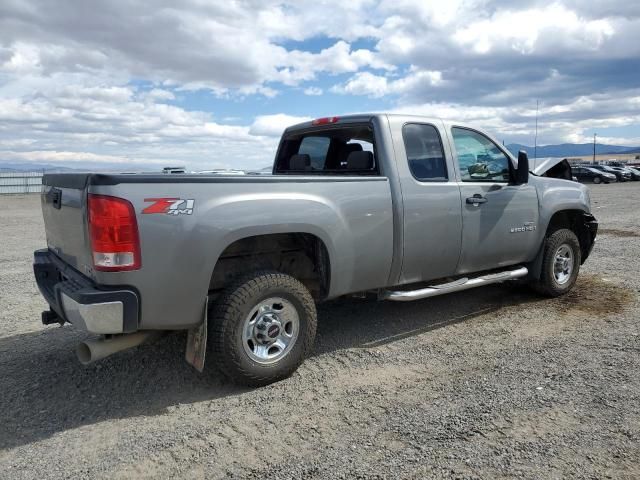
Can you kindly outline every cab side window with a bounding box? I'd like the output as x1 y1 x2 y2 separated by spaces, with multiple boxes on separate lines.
452 128 510 182
402 123 447 181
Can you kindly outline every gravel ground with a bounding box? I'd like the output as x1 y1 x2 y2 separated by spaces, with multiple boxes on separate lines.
0 184 639 479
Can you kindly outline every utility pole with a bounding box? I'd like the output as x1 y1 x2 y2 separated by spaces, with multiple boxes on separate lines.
593 133 597 164
534 100 539 160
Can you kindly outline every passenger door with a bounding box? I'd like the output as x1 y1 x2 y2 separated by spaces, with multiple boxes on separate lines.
393 121 463 284
451 127 539 274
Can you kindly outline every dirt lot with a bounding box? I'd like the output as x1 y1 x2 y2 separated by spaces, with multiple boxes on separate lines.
1 184 639 479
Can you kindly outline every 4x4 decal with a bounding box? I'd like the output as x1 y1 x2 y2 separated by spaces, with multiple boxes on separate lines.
142 198 195 215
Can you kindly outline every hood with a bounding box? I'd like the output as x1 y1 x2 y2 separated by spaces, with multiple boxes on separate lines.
530 157 568 176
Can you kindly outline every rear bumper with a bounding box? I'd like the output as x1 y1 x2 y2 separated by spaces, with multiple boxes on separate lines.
33 249 139 334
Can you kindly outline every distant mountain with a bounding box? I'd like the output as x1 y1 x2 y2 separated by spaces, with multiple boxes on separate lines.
0 162 82 172
0 161 157 173
506 143 640 158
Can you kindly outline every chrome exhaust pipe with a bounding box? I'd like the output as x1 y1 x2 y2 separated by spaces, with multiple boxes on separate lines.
77 331 158 365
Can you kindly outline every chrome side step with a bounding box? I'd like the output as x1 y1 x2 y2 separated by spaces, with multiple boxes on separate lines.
381 266 528 302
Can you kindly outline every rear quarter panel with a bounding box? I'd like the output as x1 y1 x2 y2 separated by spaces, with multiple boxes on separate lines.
89 177 394 329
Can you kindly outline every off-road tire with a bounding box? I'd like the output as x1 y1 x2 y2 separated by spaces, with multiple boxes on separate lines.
207 271 317 387
531 228 581 297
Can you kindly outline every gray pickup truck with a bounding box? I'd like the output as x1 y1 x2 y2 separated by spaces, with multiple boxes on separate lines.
34 114 597 386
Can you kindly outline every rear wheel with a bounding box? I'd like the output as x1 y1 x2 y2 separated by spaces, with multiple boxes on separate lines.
531 229 581 297
207 271 317 387
593 176 601 184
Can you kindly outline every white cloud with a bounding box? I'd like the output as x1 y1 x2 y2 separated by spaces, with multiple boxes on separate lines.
0 0 639 170
0 82 279 169
334 69 443 98
2 150 133 164
272 41 394 87
145 88 175 102
379 0 466 28
333 72 390 98
0 2 391 96
394 90 640 145
453 4 615 55
303 86 323 96
1 42 41 74
249 114 312 137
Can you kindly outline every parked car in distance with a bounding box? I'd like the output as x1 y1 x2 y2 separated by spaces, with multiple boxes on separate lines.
610 166 640 181
626 166 640 180
589 164 631 182
572 166 617 184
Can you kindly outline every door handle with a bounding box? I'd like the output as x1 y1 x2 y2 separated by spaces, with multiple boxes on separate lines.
466 194 487 205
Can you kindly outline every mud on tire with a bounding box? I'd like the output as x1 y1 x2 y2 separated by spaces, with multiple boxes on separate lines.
207 271 317 387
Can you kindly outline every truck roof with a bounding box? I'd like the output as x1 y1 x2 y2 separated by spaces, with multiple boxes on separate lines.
284 113 514 162
284 113 466 133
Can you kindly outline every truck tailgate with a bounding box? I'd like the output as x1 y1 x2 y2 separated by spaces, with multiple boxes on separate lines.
41 181 92 272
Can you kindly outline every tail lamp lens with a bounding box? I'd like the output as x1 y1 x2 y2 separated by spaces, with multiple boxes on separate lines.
88 194 141 271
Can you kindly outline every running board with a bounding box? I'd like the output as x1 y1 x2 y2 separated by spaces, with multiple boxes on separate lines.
381 266 528 302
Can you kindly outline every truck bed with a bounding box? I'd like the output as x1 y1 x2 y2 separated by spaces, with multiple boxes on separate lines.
40 172 395 330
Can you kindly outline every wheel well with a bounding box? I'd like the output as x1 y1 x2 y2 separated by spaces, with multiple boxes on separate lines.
545 209 593 262
209 233 330 301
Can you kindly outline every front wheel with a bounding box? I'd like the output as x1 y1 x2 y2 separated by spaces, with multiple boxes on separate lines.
531 229 581 297
207 271 317 387
593 176 601 184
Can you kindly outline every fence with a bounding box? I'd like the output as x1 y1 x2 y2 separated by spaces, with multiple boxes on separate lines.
0 171 44 194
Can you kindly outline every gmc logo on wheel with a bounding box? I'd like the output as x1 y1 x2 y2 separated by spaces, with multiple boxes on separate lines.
142 198 195 215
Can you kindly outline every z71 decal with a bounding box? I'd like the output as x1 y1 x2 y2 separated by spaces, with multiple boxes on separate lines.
142 198 195 215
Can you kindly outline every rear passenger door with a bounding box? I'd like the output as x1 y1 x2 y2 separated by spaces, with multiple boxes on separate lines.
450 127 539 274
393 121 463 284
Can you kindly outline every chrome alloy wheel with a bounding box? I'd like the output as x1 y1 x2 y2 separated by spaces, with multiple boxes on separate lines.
553 244 574 285
242 297 299 364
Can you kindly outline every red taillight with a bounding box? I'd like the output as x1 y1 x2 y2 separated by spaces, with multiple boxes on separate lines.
311 116 339 126
88 194 141 271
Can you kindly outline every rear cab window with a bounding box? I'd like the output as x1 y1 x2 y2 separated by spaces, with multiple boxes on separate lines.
274 124 378 175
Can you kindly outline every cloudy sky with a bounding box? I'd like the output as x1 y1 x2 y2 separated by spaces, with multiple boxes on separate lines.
1 0 639 170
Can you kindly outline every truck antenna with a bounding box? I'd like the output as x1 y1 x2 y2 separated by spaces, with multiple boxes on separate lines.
534 99 539 160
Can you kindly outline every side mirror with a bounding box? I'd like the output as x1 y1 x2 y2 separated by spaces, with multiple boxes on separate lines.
516 150 529 184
